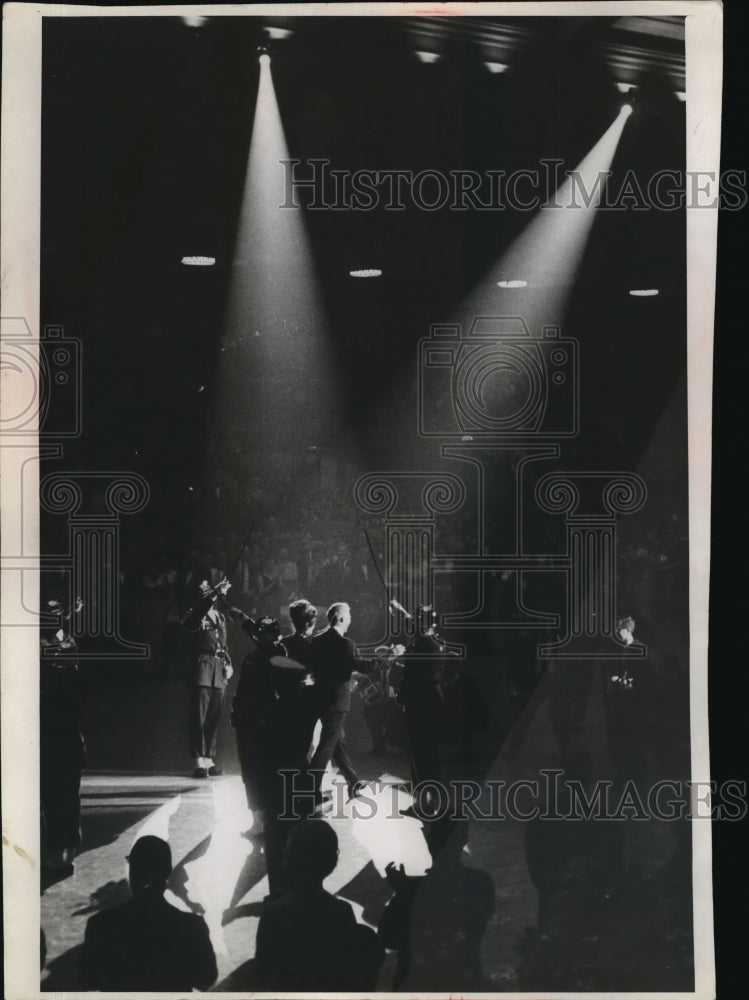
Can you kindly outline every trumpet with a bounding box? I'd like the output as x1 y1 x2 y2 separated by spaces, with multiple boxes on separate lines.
374 642 407 659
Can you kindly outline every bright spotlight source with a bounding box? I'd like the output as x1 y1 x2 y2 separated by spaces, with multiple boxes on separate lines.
182 15 208 28
350 269 382 278
496 280 527 288
259 52 271 67
629 289 660 297
615 82 637 94
182 256 216 266
484 62 509 74
414 51 440 64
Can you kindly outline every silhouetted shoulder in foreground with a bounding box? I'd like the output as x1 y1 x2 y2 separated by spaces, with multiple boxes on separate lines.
255 818 383 991
80 893 217 991
79 834 217 991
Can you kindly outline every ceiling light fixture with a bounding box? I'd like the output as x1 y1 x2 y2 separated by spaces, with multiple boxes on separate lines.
414 51 440 64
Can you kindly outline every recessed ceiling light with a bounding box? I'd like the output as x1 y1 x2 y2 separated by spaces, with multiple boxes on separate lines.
350 269 382 278
484 62 508 74
496 280 527 288
629 289 659 297
615 82 637 94
414 51 440 64
182 15 208 29
266 27 292 40
182 256 215 266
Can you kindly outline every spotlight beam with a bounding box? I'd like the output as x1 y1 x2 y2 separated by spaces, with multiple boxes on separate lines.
213 50 349 475
453 107 634 335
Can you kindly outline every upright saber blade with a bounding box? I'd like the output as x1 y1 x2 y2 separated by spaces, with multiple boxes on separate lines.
180 518 257 627
228 519 255 582
363 527 417 623
363 526 388 599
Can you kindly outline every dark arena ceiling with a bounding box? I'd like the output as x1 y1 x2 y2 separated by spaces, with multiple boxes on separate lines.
40 14 688 519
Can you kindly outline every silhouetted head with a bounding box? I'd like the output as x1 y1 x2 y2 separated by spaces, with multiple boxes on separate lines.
289 599 317 636
327 602 351 634
253 617 282 645
127 835 172 895
284 819 339 886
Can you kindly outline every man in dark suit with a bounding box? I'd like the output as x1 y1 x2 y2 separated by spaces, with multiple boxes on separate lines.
79 835 217 991
309 602 376 800
231 616 317 891
282 598 321 763
283 598 318 673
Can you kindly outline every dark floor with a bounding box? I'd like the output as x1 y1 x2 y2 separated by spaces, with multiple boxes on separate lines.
41 660 695 992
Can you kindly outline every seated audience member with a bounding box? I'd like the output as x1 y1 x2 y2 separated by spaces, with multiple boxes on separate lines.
79 835 217 992
255 819 384 991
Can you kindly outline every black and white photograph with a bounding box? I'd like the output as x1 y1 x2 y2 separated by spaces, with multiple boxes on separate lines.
0 2 727 996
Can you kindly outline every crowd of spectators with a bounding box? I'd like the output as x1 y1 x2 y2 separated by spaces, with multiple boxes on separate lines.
117 469 392 675
106 454 687 680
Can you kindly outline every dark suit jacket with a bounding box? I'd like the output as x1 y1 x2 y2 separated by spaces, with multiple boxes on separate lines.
310 627 374 713
232 642 314 758
283 632 316 670
79 892 217 991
